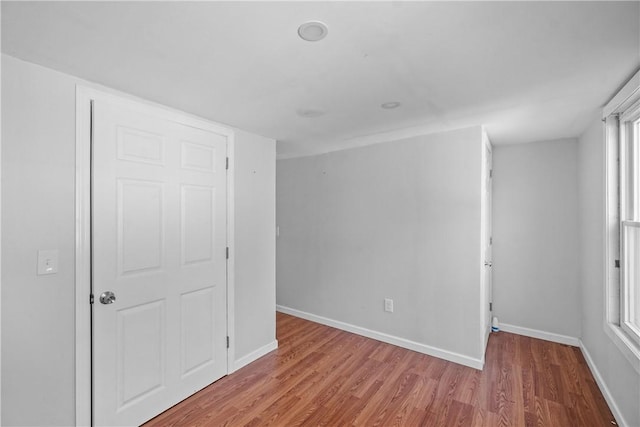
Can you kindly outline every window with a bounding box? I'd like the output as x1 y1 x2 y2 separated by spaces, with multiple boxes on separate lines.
604 70 640 370
620 103 640 346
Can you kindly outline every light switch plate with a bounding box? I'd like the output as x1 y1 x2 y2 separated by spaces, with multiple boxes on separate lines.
37 250 59 275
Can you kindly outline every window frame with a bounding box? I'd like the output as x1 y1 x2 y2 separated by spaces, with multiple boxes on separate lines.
604 70 640 373
621 220 640 346
619 103 640 347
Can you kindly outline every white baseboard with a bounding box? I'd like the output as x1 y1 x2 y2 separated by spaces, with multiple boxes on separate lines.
499 323 580 347
232 340 278 373
580 341 629 427
276 305 484 370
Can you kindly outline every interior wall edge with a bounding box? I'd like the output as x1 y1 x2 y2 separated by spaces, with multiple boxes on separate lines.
498 322 580 347
276 124 485 161
232 340 278 373
276 305 484 370
580 341 630 427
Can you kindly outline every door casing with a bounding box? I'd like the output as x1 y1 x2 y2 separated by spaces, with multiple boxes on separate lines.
480 129 493 357
74 85 236 426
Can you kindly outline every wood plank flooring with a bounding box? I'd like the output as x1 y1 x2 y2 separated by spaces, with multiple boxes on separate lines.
144 312 616 426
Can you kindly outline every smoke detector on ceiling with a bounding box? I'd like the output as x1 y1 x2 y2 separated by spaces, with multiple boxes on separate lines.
381 102 402 109
296 108 326 118
298 21 328 42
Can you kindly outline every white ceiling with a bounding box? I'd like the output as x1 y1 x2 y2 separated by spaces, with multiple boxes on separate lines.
2 1 639 158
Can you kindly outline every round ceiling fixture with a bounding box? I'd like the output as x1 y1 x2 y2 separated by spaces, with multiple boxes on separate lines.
296 108 326 118
298 21 328 42
381 102 402 109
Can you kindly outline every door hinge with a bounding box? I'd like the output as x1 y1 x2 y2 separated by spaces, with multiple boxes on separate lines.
226 157 229 170
226 336 230 349
90 294 94 304
615 259 620 268
489 237 492 245
489 302 493 311
489 169 493 178
226 247 229 259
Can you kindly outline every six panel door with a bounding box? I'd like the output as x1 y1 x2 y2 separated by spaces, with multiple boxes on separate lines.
92 99 228 426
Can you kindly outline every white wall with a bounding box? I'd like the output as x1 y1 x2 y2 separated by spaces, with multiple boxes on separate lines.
233 130 277 363
578 116 640 427
2 54 77 427
1 54 276 426
277 127 485 364
492 140 581 338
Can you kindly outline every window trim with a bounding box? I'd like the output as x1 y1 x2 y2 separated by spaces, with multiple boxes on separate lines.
604 69 640 373
621 220 640 346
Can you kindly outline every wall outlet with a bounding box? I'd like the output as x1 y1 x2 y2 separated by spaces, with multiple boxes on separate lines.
384 298 394 313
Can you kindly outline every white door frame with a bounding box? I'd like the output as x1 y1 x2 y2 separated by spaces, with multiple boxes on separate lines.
480 128 493 357
74 85 235 426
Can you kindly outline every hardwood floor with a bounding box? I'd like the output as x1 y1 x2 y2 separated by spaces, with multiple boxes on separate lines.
144 312 616 426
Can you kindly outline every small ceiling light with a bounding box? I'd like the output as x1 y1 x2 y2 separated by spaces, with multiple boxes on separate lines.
381 102 401 109
296 108 326 118
298 21 328 42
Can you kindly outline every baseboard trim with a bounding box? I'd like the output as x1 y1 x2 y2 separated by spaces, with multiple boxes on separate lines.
232 340 278 373
276 305 484 370
499 323 580 347
483 325 491 363
579 341 629 427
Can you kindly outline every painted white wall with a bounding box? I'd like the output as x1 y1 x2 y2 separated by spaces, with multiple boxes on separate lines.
233 129 277 362
2 54 77 427
277 127 485 363
1 54 276 426
578 116 640 427
492 140 581 338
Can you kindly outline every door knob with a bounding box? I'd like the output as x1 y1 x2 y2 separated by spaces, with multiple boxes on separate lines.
100 291 116 305
484 261 492 267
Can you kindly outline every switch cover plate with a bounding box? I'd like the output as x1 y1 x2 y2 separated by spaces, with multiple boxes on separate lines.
37 250 59 275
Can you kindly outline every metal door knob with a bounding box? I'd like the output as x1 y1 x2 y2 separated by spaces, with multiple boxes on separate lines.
100 291 116 305
484 261 492 267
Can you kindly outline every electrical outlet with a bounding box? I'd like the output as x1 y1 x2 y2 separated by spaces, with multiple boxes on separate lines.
384 298 394 313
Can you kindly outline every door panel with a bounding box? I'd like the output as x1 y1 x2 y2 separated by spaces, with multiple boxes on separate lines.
117 126 165 165
181 287 216 376
92 99 228 426
118 179 164 274
181 185 215 264
117 301 165 408
181 141 217 172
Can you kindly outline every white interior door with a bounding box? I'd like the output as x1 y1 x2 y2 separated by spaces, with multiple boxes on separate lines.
484 141 493 332
92 98 228 426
